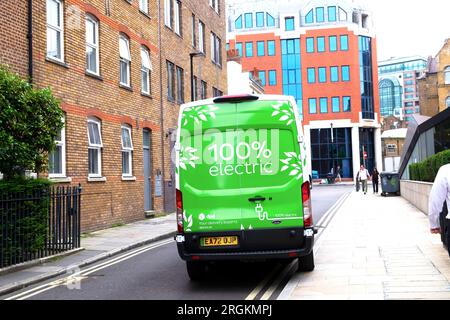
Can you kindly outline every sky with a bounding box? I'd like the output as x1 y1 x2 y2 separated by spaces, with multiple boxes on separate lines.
362 0 450 61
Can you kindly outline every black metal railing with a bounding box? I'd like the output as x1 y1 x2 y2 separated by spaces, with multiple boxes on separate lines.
0 185 81 269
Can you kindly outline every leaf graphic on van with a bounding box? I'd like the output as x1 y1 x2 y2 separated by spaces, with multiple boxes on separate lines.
272 102 295 126
183 211 193 232
179 146 198 171
280 153 303 180
182 105 219 127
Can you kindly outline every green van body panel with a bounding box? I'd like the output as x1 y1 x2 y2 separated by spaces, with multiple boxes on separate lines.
176 98 307 233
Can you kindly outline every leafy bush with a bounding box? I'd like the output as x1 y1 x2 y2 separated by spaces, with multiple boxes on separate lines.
409 150 450 182
0 66 64 179
0 178 53 267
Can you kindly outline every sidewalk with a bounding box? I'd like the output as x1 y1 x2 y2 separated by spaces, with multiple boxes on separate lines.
279 191 450 300
0 213 176 297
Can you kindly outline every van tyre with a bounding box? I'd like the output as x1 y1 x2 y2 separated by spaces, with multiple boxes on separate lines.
297 251 315 272
186 261 206 281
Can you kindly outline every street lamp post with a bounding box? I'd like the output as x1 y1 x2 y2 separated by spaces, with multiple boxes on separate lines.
190 52 204 102
331 123 334 180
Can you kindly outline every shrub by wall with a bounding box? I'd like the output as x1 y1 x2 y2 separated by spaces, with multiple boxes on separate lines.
0 178 53 267
409 150 450 182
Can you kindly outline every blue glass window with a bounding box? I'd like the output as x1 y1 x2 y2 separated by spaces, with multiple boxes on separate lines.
317 37 325 52
328 6 337 22
340 35 349 51
343 96 351 112
285 17 295 31
330 66 339 82
316 7 325 23
235 15 242 29
258 71 266 86
281 39 302 117
245 42 253 57
257 41 265 56
269 70 277 85
329 36 337 52
236 42 243 57
226 43 229 51
320 97 328 113
307 68 315 83
332 97 340 112
305 9 314 24
267 40 275 56
266 13 275 27
309 98 317 114
245 13 253 28
341 65 350 81
306 37 314 53
318 67 326 83
256 12 264 27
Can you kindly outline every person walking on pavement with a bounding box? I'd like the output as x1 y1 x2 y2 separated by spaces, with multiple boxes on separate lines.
372 168 380 194
428 164 450 256
358 164 370 195
336 165 342 183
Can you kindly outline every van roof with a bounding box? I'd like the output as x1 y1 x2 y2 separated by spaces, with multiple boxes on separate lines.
180 94 298 113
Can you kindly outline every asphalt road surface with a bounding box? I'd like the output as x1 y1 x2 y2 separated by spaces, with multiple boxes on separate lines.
3 185 352 301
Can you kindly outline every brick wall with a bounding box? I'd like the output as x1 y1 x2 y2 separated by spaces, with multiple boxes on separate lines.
0 1 29 77
0 0 227 232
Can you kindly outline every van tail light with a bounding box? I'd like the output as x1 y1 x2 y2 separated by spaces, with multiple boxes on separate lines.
213 94 259 104
176 189 184 233
302 181 313 228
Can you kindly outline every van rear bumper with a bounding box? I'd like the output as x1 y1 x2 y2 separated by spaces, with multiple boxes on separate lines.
175 228 314 262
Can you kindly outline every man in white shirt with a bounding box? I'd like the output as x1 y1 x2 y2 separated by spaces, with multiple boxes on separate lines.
358 165 370 195
428 164 450 255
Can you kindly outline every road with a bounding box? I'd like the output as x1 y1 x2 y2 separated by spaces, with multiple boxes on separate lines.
3 185 352 301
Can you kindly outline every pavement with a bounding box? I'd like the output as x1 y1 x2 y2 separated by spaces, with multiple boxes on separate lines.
279 191 450 300
0 213 176 297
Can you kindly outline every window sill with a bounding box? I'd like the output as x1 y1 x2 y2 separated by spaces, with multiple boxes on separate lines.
86 71 103 81
122 176 136 181
119 84 133 92
49 177 72 183
88 176 107 182
141 92 153 99
139 10 151 19
46 57 69 69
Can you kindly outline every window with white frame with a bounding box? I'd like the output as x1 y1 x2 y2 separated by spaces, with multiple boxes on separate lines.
174 0 182 36
121 125 134 177
209 0 219 14
141 47 152 95
164 0 172 28
86 15 99 75
119 35 131 87
445 66 450 85
87 118 103 177
198 21 205 53
46 0 64 61
139 0 148 14
49 117 66 178
211 32 221 66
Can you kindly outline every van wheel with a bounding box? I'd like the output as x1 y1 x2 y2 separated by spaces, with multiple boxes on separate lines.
186 261 207 281
297 251 314 272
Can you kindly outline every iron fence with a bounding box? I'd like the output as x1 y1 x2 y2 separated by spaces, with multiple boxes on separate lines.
0 185 81 269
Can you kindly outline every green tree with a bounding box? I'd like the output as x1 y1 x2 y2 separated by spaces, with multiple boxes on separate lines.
0 66 64 179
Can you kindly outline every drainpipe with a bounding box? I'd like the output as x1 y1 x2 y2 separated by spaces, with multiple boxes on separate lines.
27 0 33 84
157 0 167 211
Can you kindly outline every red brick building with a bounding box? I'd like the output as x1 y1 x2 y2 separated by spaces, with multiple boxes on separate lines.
0 0 226 231
226 0 382 179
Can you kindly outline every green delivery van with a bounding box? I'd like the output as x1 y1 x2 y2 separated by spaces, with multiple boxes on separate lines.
174 94 315 280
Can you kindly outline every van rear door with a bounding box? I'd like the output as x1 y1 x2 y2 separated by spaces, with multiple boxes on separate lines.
236 99 304 231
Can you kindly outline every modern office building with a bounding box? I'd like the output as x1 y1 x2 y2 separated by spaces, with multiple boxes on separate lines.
0 0 226 231
378 56 427 122
226 0 382 179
